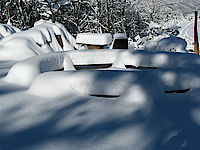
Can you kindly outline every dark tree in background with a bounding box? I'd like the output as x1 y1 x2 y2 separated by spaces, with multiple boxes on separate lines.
0 0 41 29
0 0 184 39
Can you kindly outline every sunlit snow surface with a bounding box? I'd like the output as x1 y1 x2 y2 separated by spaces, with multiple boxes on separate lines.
76 33 112 45
0 49 200 150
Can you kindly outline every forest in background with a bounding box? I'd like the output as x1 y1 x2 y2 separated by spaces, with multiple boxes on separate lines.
0 0 199 40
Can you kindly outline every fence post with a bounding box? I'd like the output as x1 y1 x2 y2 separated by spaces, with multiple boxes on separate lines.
194 11 199 55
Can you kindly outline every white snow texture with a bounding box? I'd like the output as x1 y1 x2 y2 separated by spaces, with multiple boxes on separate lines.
0 19 200 150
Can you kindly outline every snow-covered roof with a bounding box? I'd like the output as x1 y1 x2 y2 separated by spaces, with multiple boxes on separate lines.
76 33 112 45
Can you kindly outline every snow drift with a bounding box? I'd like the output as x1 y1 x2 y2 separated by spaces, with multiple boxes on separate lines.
2 49 200 97
156 36 187 52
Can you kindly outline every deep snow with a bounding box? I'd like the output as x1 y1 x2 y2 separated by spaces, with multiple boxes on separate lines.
0 20 200 150
0 49 200 150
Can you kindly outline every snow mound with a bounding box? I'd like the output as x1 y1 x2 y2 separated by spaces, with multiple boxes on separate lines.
143 36 187 53
156 36 187 52
0 37 38 61
28 70 161 99
0 20 76 61
3 52 67 86
28 67 200 98
0 24 21 40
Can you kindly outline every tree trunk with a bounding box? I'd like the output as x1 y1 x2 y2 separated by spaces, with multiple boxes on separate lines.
122 0 126 17
97 0 101 32
52 13 56 23
6 6 9 20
